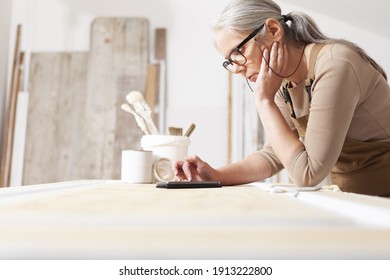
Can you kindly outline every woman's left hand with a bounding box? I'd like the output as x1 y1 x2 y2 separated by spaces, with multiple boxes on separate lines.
253 41 288 102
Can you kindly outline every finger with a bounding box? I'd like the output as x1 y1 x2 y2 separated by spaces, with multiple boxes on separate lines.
184 154 198 162
277 42 284 73
173 160 184 176
174 161 188 181
173 168 186 181
173 160 184 169
185 155 204 169
174 172 187 181
269 42 278 72
260 47 269 76
255 48 268 92
184 154 199 163
182 161 193 181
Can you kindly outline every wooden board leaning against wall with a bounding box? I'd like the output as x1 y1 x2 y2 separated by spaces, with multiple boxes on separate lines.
23 18 150 185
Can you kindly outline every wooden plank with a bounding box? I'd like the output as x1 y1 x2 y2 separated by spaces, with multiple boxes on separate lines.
1 24 21 187
154 28 166 60
10 91 29 186
23 52 88 184
154 28 167 132
6 52 25 186
80 18 149 179
145 63 160 124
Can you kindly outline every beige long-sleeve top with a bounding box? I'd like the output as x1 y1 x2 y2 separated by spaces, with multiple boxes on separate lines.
258 43 390 186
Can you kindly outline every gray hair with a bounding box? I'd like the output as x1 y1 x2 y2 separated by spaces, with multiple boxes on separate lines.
213 0 387 80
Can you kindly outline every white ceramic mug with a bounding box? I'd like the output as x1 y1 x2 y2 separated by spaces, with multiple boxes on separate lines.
121 150 153 183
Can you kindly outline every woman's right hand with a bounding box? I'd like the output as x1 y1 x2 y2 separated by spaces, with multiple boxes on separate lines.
173 155 219 182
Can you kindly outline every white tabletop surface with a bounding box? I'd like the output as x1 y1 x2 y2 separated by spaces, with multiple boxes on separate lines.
0 180 389 259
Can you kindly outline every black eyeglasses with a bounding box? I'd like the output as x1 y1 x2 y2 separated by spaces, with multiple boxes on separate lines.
222 24 264 73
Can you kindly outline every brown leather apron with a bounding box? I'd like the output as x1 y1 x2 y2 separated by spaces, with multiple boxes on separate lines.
283 44 390 197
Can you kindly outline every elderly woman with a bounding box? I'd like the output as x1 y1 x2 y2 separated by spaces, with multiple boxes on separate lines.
174 0 390 196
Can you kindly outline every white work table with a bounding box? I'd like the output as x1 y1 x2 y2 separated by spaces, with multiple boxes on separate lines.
0 180 389 259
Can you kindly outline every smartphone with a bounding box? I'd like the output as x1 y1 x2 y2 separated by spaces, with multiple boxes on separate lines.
156 181 222 189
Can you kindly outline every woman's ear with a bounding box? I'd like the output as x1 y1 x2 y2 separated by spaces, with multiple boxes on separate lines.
265 18 284 41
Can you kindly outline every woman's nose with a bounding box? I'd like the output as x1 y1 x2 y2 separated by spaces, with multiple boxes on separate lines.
231 64 246 75
236 65 247 76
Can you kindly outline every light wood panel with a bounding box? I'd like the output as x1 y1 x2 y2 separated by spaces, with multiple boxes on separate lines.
80 18 149 179
23 18 149 184
24 52 88 184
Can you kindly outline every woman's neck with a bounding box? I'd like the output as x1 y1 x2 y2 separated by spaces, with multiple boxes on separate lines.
288 44 309 85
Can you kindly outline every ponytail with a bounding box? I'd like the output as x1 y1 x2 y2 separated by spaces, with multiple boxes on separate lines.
286 12 387 80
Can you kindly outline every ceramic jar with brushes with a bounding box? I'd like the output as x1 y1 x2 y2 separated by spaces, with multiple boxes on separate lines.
142 123 196 181
141 134 190 182
121 91 197 182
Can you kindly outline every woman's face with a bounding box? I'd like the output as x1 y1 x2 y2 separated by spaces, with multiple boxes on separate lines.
215 30 270 82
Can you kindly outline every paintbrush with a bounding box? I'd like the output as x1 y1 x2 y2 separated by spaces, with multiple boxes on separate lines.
121 103 151 135
168 126 183 136
126 91 160 135
184 123 196 137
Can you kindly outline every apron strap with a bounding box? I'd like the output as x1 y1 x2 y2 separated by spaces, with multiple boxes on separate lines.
284 43 325 108
306 43 325 83
283 43 326 138
304 43 325 100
